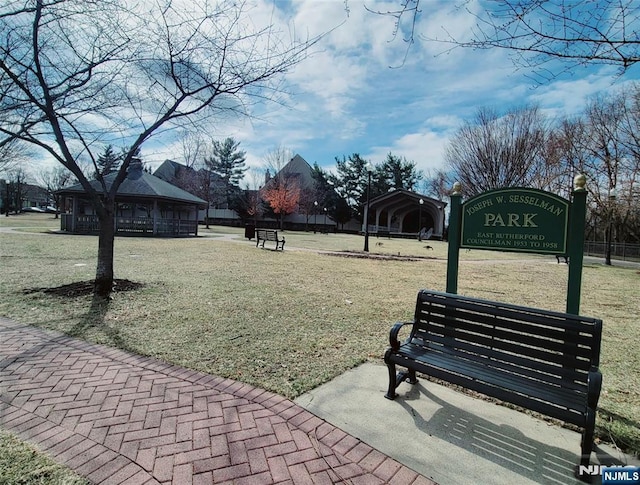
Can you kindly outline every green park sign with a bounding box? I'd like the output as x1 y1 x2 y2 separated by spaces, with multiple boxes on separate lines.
445 177 589 314
460 188 569 255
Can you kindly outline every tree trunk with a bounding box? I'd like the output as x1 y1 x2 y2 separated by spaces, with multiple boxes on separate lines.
94 204 116 297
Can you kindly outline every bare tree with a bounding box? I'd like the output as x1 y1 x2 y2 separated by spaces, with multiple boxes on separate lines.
242 167 265 225
616 85 640 243
0 0 319 296
421 168 452 200
444 105 550 196
174 132 214 226
0 139 32 174
574 94 626 207
5 167 30 214
369 1 640 79
563 87 640 247
36 166 74 217
542 119 587 199
179 132 207 169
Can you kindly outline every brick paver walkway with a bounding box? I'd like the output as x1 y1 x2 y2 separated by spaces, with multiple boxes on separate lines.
0 317 435 485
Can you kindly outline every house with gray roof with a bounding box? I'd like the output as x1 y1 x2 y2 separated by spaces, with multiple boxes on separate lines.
57 160 207 236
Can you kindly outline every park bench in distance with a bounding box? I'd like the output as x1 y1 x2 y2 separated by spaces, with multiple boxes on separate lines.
384 289 602 473
255 228 285 251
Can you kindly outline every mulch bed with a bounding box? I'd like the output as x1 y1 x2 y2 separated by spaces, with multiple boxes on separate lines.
22 279 144 297
322 250 437 262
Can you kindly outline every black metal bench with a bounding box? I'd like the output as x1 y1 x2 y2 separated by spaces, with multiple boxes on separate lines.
384 290 602 471
255 228 285 251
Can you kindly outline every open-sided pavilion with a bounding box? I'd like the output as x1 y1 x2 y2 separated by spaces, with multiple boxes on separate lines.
364 189 447 239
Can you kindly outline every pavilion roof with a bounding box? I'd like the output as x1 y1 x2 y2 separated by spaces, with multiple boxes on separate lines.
57 165 207 207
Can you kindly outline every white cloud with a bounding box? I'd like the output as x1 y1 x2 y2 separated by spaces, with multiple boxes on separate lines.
365 129 452 173
528 68 633 117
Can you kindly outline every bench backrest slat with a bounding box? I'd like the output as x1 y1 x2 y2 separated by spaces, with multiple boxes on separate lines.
412 290 602 378
416 316 597 364
418 294 601 333
419 303 600 343
256 228 279 240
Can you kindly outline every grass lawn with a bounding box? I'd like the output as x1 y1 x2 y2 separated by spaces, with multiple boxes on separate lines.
0 428 88 485
1 213 638 471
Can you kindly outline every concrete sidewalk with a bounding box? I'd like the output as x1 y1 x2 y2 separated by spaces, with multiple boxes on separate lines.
295 363 640 485
0 317 433 485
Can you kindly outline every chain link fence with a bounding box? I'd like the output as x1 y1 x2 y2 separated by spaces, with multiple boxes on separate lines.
584 241 640 262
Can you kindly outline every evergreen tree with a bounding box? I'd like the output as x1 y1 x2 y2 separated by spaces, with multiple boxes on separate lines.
311 163 350 228
329 153 370 218
205 138 247 207
95 145 121 179
379 153 422 192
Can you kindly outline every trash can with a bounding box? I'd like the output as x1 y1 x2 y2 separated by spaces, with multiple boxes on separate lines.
245 224 255 240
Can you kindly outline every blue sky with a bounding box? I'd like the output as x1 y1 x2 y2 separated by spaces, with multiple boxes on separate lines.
216 0 640 184
32 1 640 186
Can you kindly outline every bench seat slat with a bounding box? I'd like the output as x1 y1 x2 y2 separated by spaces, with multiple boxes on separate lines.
389 349 587 426
391 342 587 410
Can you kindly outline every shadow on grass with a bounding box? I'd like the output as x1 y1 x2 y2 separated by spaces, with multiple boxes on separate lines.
66 293 135 354
21 279 144 354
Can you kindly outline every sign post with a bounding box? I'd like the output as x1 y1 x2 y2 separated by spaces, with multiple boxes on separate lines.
566 175 587 314
446 183 462 294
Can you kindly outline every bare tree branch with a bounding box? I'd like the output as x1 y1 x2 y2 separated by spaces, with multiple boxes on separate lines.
369 1 640 79
445 105 550 195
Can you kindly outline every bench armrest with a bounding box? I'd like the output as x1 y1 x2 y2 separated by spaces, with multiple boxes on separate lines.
587 366 602 409
389 321 414 351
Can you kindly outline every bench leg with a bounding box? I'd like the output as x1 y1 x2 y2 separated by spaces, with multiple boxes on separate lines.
574 408 597 481
384 362 398 400
580 408 596 469
408 368 418 385
385 363 419 400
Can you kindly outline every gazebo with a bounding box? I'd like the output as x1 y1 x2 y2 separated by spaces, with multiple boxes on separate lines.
57 160 207 237
363 189 447 239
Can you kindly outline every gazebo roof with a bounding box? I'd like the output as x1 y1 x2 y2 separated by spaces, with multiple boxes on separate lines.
58 163 207 207
369 189 446 213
